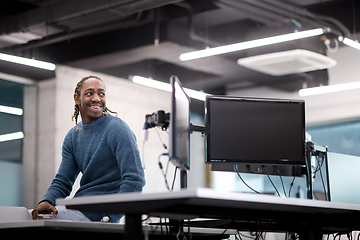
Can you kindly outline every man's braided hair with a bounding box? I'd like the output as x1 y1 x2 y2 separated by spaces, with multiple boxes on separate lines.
71 76 118 130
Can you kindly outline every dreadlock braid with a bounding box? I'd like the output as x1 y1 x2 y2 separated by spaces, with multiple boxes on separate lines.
71 104 81 130
71 76 118 131
104 107 118 117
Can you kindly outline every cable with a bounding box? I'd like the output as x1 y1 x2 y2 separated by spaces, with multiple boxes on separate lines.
316 154 328 201
235 165 261 194
220 228 228 235
164 218 169 236
155 127 168 150
262 166 280 196
158 153 171 191
237 231 260 240
305 144 313 197
171 167 178 191
264 169 281 197
312 151 325 174
288 173 296 197
146 217 163 235
277 167 287 197
159 218 164 235
309 148 328 201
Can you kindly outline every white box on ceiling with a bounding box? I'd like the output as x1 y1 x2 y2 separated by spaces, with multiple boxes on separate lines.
237 49 337 76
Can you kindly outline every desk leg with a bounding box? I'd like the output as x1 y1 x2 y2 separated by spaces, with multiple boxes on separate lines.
125 214 142 240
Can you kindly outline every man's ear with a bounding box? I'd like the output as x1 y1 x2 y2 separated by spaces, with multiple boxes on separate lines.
74 93 80 106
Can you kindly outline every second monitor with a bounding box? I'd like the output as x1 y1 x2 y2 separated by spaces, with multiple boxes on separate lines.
205 96 306 166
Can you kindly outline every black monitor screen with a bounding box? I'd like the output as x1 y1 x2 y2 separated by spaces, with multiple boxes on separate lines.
205 96 305 165
169 76 190 170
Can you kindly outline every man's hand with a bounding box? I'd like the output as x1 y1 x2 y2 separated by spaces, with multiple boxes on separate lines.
31 201 58 220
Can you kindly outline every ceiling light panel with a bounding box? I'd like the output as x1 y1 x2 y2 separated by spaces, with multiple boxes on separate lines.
237 49 337 76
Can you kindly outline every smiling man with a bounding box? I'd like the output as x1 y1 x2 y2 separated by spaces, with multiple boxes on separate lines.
31 76 146 223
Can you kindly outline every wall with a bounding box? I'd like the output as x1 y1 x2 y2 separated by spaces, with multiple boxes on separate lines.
24 65 178 207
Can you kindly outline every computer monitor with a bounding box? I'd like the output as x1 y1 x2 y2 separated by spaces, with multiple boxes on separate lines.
205 96 306 166
169 76 191 170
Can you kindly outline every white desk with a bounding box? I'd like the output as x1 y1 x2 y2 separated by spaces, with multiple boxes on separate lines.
0 220 125 236
57 187 360 240
0 219 232 239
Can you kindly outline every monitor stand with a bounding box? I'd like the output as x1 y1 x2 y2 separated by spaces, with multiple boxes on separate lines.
183 123 205 189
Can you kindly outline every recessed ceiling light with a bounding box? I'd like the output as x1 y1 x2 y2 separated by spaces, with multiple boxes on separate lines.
237 49 337 76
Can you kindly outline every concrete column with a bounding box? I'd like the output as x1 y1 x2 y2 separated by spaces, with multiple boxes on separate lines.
36 79 56 202
22 85 38 208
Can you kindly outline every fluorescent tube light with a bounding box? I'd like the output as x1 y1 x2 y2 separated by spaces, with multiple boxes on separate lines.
132 75 172 92
180 28 325 61
0 131 24 143
342 37 360 51
0 52 56 71
299 81 360 96
0 105 23 116
132 75 209 101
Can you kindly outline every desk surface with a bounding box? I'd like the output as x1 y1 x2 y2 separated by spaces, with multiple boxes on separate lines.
0 219 235 239
57 188 360 233
0 220 125 231
0 220 125 236
57 187 360 214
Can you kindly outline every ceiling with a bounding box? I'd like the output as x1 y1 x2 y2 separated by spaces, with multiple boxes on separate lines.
0 0 359 109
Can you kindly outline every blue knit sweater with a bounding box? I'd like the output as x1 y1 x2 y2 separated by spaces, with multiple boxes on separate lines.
41 114 146 223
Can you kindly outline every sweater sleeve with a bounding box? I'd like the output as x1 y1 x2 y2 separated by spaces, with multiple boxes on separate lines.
41 131 80 206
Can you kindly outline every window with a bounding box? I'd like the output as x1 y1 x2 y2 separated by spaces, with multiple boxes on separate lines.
307 121 360 157
0 79 24 206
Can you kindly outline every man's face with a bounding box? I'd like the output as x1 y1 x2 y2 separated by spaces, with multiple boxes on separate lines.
74 78 106 125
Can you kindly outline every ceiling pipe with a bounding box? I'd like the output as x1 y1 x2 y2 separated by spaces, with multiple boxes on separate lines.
213 1 278 28
243 0 305 25
261 0 350 37
0 0 185 52
241 0 323 30
0 12 153 53
0 0 128 35
174 2 220 47
0 0 184 35
219 0 288 27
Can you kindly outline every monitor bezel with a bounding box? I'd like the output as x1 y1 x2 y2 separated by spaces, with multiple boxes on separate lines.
205 95 306 166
